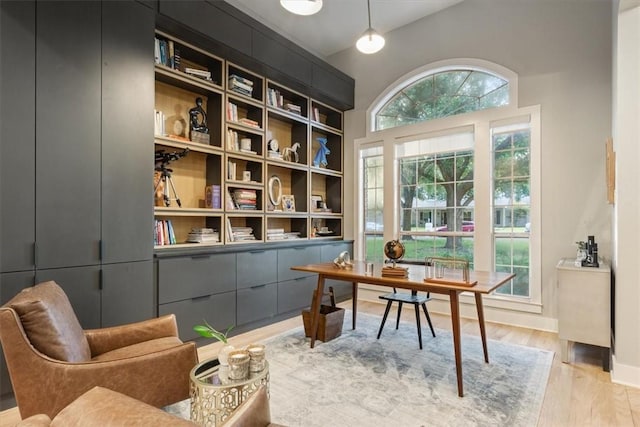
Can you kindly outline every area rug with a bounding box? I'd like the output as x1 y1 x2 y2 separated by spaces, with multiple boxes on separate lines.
264 311 553 427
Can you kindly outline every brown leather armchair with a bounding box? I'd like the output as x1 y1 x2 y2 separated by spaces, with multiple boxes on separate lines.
16 385 281 427
0 281 198 419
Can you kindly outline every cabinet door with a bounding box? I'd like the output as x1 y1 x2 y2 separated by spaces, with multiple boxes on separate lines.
101 261 154 327
35 266 101 330
277 275 317 314
237 283 277 325
35 2 101 269
0 272 35 403
158 253 236 304
0 1 35 273
101 1 154 264
237 250 277 289
159 291 236 341
277 246 320 282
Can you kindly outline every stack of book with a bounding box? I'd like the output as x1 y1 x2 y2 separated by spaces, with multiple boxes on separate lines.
284 231 302 239
231 189 257 210
186 228 219 244
266 228 286 241
184 67 212 81
229 74 253 97
231 226 256 242
284 103 302 115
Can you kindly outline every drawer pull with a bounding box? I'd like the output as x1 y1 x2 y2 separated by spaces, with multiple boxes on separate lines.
249 250 266 254
191 294 211 301
250 284 267 290
191 254 211 260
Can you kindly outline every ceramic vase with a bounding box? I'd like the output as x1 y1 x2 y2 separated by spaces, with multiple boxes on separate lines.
218 344 235 366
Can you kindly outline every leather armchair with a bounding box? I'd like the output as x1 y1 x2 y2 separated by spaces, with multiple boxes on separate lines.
0 281 198 419
16 385 281 427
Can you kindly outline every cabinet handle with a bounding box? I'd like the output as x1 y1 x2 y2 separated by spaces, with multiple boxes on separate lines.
249 250 266 254
190 254 211 260
294 276 308 281
250 284 267 290
191 294 211 301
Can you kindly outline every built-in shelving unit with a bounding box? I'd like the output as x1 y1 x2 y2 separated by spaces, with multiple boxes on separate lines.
153 31 344 250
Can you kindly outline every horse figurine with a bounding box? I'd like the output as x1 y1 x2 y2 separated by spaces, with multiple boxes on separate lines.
283 142 301 163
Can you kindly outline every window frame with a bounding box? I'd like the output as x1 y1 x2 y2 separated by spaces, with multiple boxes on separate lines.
355 60 540 313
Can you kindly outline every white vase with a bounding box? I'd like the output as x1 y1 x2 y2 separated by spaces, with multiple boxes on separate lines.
218 344 235 366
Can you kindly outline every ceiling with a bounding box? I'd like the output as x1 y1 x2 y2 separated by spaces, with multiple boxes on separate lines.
223 0 463 58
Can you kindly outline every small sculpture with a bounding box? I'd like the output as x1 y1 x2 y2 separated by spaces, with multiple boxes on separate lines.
283 142 301 163
313 137 330 168
189 97 208 134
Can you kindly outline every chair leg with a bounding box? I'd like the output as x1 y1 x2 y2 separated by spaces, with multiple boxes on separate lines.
422 303 436 337
377 301 393 339
414 303 423 349
395 302 403 330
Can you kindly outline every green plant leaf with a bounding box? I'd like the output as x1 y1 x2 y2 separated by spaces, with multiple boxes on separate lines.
192 321 233 344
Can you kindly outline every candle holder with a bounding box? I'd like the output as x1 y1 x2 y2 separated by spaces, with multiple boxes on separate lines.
227 350 250 380
246 344 266 372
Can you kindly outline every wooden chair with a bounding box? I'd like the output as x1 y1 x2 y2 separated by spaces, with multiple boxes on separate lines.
376 288 435 349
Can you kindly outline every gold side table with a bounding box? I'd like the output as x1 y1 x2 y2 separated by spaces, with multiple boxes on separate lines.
190 358 270 426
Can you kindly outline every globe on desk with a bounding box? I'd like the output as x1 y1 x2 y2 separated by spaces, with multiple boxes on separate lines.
384 240 405 268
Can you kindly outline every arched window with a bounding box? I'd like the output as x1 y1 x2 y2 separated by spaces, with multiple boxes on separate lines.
374 69 509 131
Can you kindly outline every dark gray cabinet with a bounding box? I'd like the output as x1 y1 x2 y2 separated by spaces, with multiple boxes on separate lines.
101 1 155 264
237 250 277 289
160 292 236 342
35 266 102 330
102 261 154 327
277 276 318 315
0 1 35 274
35 1 102 269
236 250 278 325
237 283 278 325
158 253 236 304
277 246 321 282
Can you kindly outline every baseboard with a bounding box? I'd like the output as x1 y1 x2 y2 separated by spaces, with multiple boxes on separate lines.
358 287 558 332
611 355 640 388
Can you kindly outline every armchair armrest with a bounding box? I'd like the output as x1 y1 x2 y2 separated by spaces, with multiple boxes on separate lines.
84 314 180 357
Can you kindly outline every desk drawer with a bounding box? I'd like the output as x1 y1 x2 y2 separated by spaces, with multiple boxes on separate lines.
158 253 236 304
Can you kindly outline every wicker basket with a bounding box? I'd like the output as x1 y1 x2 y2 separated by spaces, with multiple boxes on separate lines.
301 287 344 342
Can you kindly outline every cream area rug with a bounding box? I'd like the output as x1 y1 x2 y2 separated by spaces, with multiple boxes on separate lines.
264 311 553 427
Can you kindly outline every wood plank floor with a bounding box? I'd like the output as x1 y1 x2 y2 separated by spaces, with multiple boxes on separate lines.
1 299 638 426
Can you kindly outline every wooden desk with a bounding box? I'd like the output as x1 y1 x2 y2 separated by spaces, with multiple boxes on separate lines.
291 261 514 397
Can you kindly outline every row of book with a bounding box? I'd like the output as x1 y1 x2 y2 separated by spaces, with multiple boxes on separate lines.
155 219 176 246
226 130 257 154
226 102 260 128
266 229 302 241
267 88 302 115
154 109 166 136
229 74 254 97
154 37 181 70
226 218 256 242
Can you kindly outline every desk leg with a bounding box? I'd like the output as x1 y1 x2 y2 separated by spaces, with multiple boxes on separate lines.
310 275 325 349
474 293 489 363
352 282 358 329
449 290 464 397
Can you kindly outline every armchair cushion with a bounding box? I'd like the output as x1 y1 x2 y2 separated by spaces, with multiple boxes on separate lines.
91 336 183 362
6 281 90 362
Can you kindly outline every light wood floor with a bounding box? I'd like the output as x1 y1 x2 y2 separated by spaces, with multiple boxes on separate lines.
1 300 639 426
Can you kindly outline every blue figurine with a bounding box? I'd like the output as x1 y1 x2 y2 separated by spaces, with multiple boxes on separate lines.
313 137 330 168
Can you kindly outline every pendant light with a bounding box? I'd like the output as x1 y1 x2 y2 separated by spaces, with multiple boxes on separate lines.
280 0 323 16
356 0 385 54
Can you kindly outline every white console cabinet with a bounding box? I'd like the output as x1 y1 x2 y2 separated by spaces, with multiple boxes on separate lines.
556 258 611 371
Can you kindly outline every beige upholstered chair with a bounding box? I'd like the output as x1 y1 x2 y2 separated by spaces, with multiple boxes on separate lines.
0 281 198 419
16 385 281 427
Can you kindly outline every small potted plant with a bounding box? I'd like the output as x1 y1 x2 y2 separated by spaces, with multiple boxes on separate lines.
193 320 235 365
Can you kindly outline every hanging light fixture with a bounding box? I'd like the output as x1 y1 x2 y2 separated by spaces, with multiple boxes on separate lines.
356 0 385 54
280 0 323 16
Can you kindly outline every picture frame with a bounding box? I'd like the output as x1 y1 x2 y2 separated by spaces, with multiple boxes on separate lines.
310 195 323 211
282 195 296 212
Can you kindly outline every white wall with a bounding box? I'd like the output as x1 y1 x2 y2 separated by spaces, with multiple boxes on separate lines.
329 0 612 325
611 0 640 387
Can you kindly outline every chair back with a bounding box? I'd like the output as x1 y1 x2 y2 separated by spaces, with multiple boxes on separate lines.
2 281 91 362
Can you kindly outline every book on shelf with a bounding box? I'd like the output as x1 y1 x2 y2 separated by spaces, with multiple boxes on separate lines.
186 227 219 243
284 103 302 115
154 109 165 136
312 107 320 122
227 161 237 180
226 217 234 242
154 37 180 70
238 117 259 128
154 219 176 246
205 184 221 209
228 74 254 87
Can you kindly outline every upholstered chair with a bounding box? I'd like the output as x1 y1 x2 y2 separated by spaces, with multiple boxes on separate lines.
15 385 281 427
0 281 198 419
